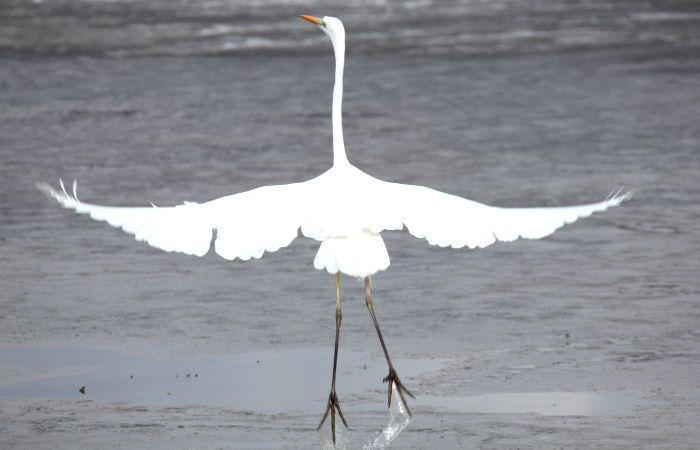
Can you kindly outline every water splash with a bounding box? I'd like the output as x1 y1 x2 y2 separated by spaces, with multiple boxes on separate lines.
363 399 413 449
317 399 412 449
319 420 352 450
318 417 350 450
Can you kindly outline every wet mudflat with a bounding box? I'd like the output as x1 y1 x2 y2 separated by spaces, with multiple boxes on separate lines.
2 1 700 448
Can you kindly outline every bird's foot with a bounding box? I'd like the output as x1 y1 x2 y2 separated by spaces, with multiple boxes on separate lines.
383 367 415 417
317 390 348 446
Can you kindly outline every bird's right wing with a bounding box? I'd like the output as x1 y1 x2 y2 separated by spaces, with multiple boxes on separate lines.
385 183 632 249
37 179 308 261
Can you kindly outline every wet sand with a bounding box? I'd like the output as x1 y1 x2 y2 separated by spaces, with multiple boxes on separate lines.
2 3 700 448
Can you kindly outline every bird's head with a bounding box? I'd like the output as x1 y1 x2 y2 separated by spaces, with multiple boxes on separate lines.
300 15 345 43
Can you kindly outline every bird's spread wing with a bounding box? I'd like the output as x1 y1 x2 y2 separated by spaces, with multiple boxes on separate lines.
37 179 306 261
384 182 632 249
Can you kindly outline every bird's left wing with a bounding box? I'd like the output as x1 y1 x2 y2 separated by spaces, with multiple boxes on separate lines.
379 182 631 249
37 179 308 261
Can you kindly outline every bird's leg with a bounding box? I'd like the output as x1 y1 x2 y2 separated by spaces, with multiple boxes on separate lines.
364 276 415 416
318 272 348 446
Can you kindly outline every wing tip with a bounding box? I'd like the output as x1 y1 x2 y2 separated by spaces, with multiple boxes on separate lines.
36 178 77 198
36 178 83 209
35 181 57 199
606 185 637 205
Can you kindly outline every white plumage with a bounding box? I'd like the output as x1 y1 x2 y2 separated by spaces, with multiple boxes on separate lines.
37 15 633 444
37 16 631 279
37 166 630 279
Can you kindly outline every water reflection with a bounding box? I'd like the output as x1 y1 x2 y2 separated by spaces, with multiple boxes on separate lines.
0 346 444 414
420 391 648 416
1 346 653 449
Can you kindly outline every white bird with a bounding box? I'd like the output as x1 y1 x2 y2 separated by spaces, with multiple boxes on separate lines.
37 15 632 445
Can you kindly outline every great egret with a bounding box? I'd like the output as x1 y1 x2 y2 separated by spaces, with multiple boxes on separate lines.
37 15 631 445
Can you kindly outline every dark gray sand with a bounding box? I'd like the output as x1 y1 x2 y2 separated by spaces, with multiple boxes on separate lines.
2 1 700 448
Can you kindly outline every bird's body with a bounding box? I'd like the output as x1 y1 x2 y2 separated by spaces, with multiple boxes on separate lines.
38 159 628 279
39 163 401 277
37 15 629 279
38 15 632 445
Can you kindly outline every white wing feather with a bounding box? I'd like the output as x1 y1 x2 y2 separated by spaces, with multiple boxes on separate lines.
382 182 632 249
37 174 632 266
36 180 305 261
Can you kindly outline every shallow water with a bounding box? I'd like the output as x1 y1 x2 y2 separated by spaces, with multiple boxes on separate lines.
0 346 446 413
3 346 651 418
420 391 650 416
2 0 700 448
2 0 700 58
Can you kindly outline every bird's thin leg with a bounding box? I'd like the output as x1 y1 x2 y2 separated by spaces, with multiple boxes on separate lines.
318 272 348 446
364 276 415 416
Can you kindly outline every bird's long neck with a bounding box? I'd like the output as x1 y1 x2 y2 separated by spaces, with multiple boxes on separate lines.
331 36 349 168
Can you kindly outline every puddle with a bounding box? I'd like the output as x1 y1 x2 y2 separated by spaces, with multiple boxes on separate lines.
0 347 652 418
0 347 446 414
420 391 650 416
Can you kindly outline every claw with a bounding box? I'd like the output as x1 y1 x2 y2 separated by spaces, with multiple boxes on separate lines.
383 367 415 417
318 390 348 446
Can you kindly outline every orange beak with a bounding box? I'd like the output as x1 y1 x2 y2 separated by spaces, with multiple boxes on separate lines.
300 15 324 26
